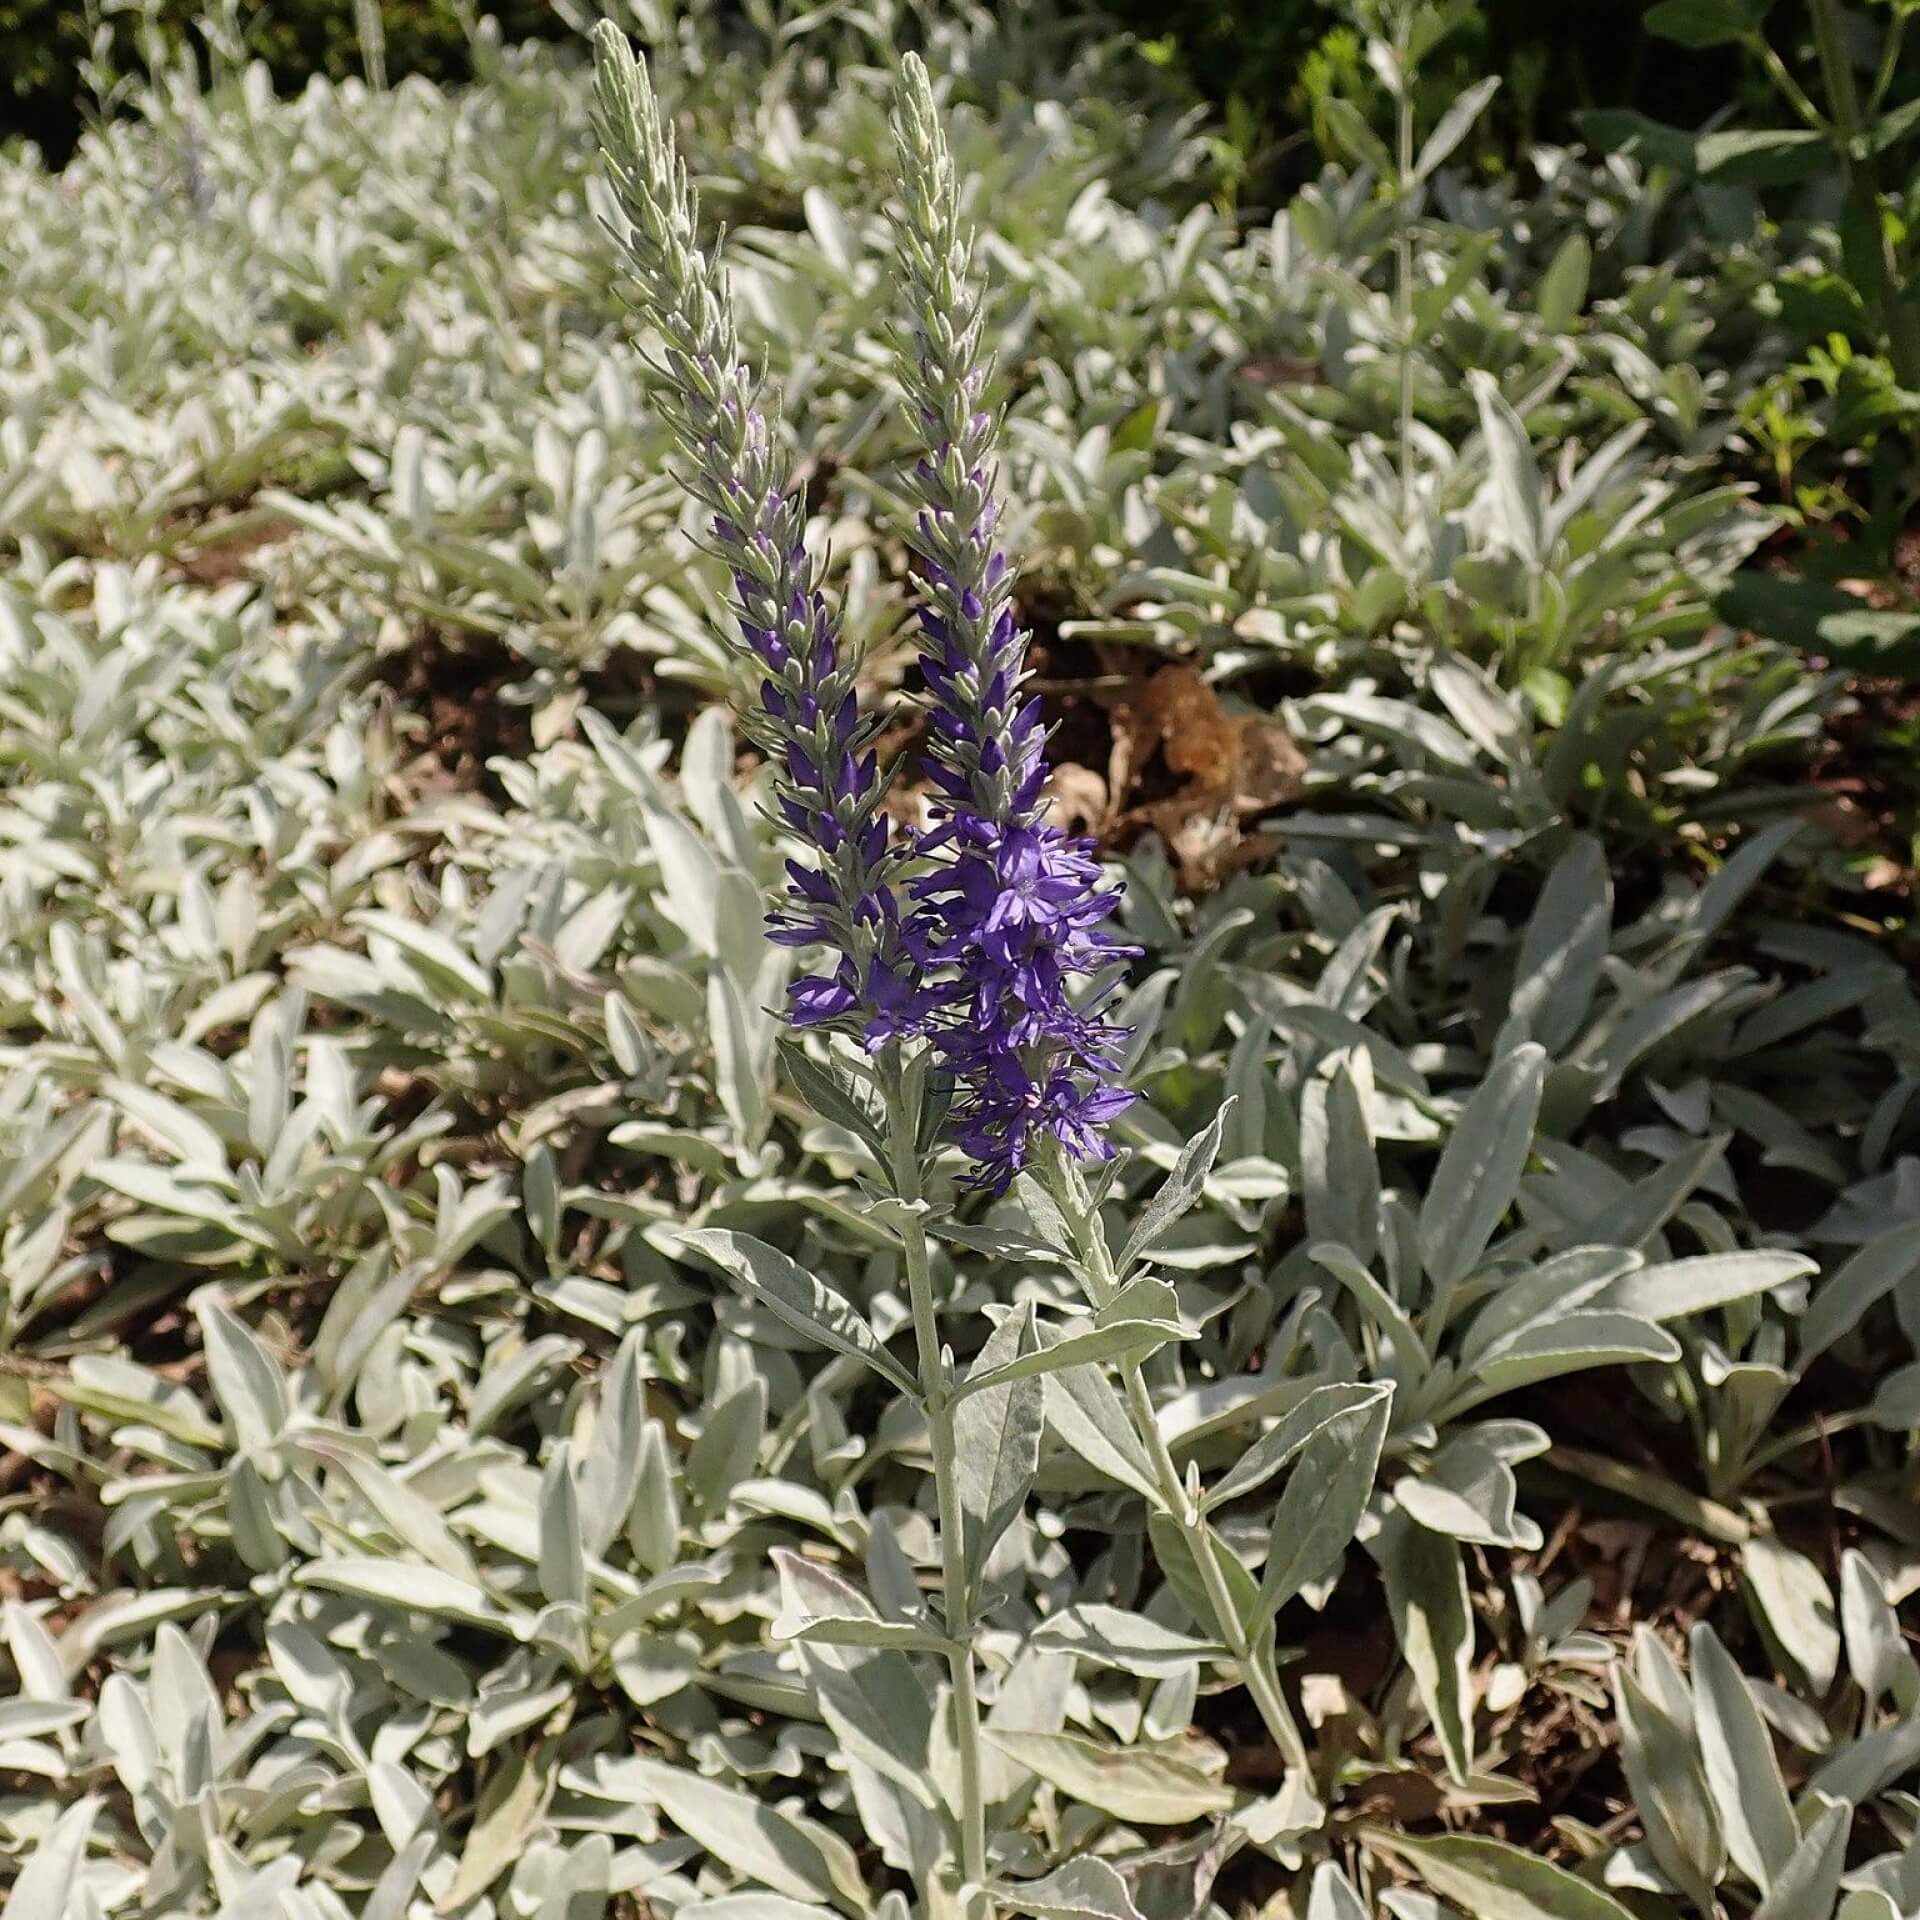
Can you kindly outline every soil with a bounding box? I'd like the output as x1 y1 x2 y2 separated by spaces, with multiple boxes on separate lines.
374 628 536 802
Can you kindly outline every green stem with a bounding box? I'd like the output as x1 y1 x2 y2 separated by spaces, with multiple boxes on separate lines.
881 1059 991 1917
1543 1446 1753 1546
1749 31 1832 138
1742 1405 1873 1478
1047 1152 1314 1780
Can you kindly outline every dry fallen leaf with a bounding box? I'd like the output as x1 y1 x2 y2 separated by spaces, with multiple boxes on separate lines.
1105 663 1305 890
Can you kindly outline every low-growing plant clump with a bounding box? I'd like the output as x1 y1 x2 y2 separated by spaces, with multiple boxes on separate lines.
0 4 1916 1919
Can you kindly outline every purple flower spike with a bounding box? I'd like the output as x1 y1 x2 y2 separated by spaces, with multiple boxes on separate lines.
889 60 1136 1188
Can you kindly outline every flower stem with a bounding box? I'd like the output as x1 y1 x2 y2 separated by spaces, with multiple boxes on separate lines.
1045 1152 1314 1780
881 1059 991 1917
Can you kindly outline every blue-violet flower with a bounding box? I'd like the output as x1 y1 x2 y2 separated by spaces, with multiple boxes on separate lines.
888 57 1136 1187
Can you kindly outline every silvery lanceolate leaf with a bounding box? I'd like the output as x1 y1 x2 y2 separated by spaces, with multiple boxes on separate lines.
9 1794 102 1920
802 1633 939 1817
1309 1243 1425 1379
5 1601 68 1702
1306 1863 1371 1920
471 1333 584 1437
1688 1622 1796 1891
294 1559 517 1636
1412 75 1500 181
1798 1228 1920 1367
1417 1043 1547 1291
1029 1605 1225 1676
1301 1056 1380 1269
54 1354 224 1450
1546 1131 1732 1257
311 1246 418 1402
778 1040 886 1158
1809 1716 1920 1806
1630 1620 1697 1736
1119 1102 1234 1275
1742 1534 1841 1697
1365 1830 1638 1920
935 1218 1064 1262
577 1332 647 1561
1319 95 1395 177
364 1832 435 1920
772 1550 950 1655
57 1589 226 1677
151 1622 221 1797
1458 1247 1641 1369
986 1729 1234 1824
710 966 779 1147
1509 836 1612 1052
1666 821 1806 963
566 1755 869 1913
106 1077 229 1176
1840 1551 1915 1708
1599 1251 1818 1324
953 1308 1043 1598
1207 1381 1391 1512
300 1436 480 1584
228 1456 289 1573
1467 371 1546 568
1462 1312 1680 1403
685 1376 767 1513
1535 229 1594 335
680 1228 918 1398
1375 1513 1474 1783
1586 970 1769 1102
1148 1509 1263 1643
1044 1359 1161 1501
538 1442 588 1611
628 1419 682 1577
993 1858 1146 1920
958 1291 1189 1400
1261 1384 1392 1608
1393 1436 1540 1551
0 1698 87 1744
1750 1797 1851 1920
1615 1662 1724 1913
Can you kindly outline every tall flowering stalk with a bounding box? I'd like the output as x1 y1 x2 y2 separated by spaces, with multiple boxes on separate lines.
888 56 1315 1783
592 30 995 1916
887 57 1137 1193
873 88 1151 1880
592 32 924 1047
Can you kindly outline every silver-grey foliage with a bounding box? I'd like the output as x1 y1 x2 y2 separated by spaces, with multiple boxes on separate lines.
1 4 1916 1919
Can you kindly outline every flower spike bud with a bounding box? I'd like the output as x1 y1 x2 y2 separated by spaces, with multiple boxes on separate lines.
593 26 926 1043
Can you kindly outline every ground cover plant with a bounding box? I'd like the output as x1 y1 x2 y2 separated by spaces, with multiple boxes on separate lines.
1 2 1917 1917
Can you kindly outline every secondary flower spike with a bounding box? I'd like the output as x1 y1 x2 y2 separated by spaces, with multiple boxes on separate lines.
592 27 924 1041
889 54 1136 1187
